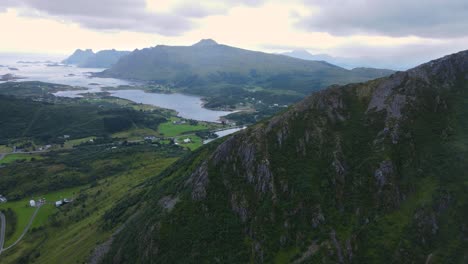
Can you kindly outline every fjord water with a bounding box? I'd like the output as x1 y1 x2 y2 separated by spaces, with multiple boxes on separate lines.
0 53 131 89
108 90 233 122
0 54 232 122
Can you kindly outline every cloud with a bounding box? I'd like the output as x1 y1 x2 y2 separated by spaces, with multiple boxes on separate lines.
0 0 18 12
0 0 269 35
173 4 224 18
297 0 468 38
171 0 267 18
0 0 194 35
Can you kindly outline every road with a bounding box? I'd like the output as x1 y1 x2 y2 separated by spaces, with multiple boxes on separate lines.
0 212 5 254
1 206 40 254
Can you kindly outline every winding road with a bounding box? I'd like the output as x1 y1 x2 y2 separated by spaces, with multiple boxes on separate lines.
0 212 5 254
0 206 40 255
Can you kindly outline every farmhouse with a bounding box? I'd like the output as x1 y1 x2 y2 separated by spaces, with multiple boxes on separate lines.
55 198 71 207
172 120 187 125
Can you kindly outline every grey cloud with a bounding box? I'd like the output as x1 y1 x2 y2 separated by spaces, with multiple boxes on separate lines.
0 0 194 35
298 0 468 38
0 0 268 35
0 0 21 12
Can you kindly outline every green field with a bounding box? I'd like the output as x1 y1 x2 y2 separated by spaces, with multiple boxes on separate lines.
63 137 96 149
175 135 204 151
158 118 208 137
0 153 43 165
0 186 83 247
112 128 159 141
0 201 35 247
0 144 184 264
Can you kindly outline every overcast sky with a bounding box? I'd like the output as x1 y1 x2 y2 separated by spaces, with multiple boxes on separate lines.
0 0 467 68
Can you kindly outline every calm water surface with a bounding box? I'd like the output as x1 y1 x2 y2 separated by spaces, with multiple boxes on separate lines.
109 90 233 122
0 54 233 122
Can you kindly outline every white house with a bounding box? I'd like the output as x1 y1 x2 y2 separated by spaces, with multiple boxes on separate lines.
29 200 36 207
55 200 63 207
183 138 192 144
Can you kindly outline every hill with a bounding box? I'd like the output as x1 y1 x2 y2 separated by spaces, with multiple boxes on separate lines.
99 40 394 97
101 50 468 263
62 49 130 68
0 95 166 144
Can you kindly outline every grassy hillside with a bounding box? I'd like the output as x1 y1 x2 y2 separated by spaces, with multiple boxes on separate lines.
99 40 394 109
0 81 80 98
0 144 186 264
101 51 468 263
0 95 166 145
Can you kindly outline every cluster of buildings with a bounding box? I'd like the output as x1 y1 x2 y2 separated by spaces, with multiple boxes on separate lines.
28 197 71 208
172 120 187 125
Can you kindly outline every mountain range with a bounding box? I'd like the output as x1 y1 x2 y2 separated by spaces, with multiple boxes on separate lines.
98 39 394 96
99 50 468 263
62 49 130 68
281 49 408 70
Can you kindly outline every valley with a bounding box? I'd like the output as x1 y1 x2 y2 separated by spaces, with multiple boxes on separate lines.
0 79 245 263
0 36 466 264
0 1 467 263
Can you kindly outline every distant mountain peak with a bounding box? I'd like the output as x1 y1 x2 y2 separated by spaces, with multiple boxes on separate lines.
62 48 130 68
192 39 218 47
76 49 94 53
289 49 312 56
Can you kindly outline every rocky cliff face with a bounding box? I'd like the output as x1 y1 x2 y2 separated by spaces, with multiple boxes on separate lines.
62 49 130 68
101 51 468 263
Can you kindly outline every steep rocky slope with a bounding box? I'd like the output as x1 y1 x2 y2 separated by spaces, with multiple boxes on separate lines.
101 51 468 263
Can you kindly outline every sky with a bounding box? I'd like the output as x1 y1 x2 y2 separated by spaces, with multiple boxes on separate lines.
0 0 467 69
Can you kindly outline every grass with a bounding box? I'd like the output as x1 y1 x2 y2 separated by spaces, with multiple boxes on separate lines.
175 135 204 151
63 137 96 149
32 157 178 264
274 247 300 264
31 186 83 229
359 174 439 260
0 145 12 153
81 97 164 112
0 148 180 264
112 128 159 141
0 201 35 247
0 153 43 165
0 186 83 247
158 118 208 137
